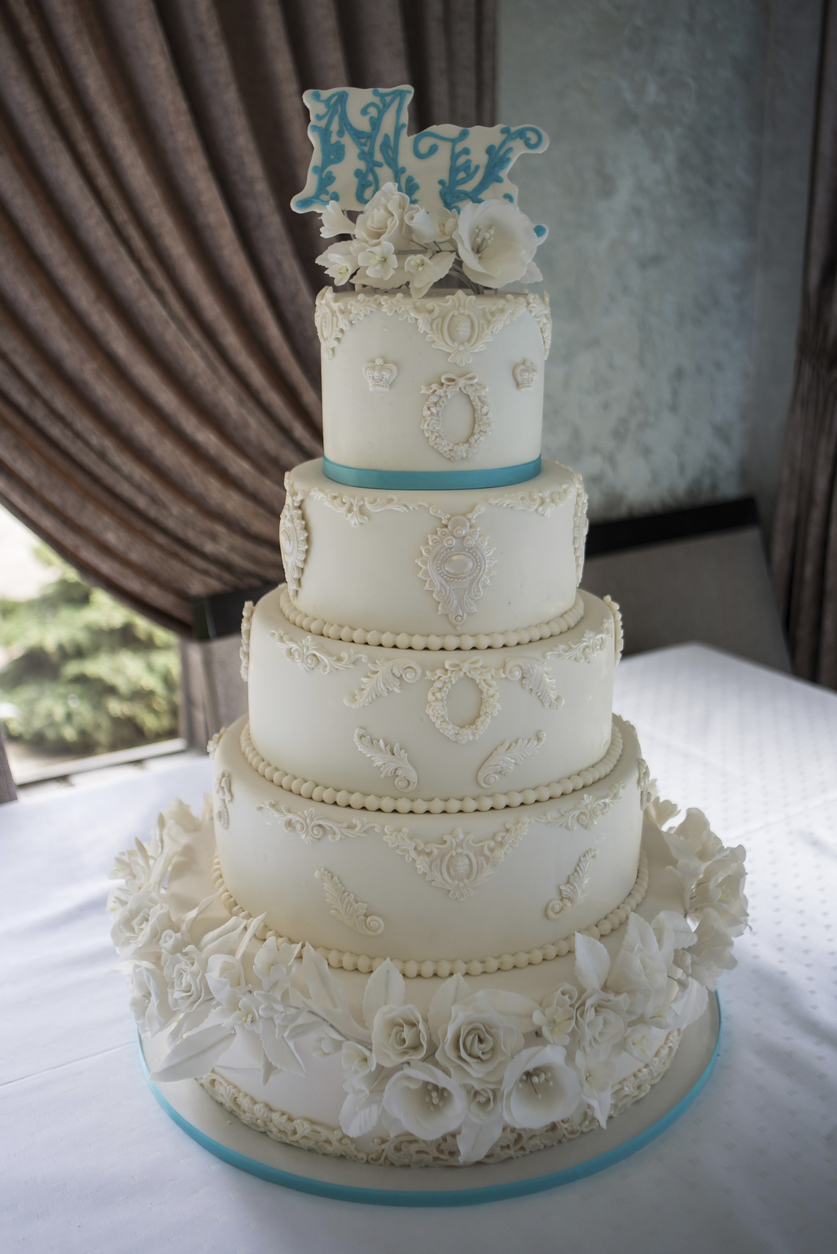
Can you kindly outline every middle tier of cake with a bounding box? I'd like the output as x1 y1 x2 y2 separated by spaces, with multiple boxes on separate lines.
280 458 587 639
246 587 620 803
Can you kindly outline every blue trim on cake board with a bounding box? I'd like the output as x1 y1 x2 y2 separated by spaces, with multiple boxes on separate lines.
138 995 722 1208
321 457 542 490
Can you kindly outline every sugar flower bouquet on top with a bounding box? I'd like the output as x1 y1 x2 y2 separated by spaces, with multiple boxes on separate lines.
315 184 546 297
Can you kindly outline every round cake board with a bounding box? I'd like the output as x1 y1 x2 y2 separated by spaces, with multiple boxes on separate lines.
138 994 720 1208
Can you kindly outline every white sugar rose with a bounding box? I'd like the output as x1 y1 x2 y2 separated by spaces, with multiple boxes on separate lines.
436 993 524 1085
452 200 541 288
501 1044 581 1129
128 961 171 1035
111 887 175 959
371 1004 429 1068
534 983 578 1046
575 987 629 1061
355 183 420 252
164 944 210 1016
205 953 260 1029
382 1061 466 1140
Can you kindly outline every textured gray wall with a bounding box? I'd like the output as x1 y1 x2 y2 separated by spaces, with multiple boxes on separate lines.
498 0 819 530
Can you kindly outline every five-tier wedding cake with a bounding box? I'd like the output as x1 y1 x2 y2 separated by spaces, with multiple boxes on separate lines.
111 87 748 1170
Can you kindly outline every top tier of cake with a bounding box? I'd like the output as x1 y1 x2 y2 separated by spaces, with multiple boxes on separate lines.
317 287 550 486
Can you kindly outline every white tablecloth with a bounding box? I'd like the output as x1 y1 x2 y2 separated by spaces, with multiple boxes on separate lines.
2 645 836 1253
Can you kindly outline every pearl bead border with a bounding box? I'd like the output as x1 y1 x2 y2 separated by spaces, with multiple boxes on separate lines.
239 719 623 814
211 850 649 979
278 586 585 651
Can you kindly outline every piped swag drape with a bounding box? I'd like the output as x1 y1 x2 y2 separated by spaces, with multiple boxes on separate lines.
772 0 837 689
0 0 496 634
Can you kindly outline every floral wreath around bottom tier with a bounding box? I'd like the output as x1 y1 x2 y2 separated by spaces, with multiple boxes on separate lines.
110 795 747 1167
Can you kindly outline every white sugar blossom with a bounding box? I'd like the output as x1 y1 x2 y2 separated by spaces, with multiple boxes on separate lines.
607 913 676 1023
253 936 299 991
574 1048 617 1128
675 907 738 992
315 240 358 285
356 239 398 280
689 846 749 935
128 961 171 1035
501 1044 581 1128
573 933 630 1060
452 200 542 288
318 200 356 238
339 1041 390 1137
164 944 213 1032
354 184 428 252
404 250 455 297
382 1061 466 1140
371 1004 429 1068
110 886 172 958
664 807 725 871
436 991 525 1085
534 983 578 1046
457 1085 505 1164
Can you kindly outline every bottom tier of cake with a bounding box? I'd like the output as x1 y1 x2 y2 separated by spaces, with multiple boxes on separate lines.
110 791 747 1168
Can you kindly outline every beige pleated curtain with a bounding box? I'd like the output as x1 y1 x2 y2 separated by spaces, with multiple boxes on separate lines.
0 0 496 635
772 0 837 690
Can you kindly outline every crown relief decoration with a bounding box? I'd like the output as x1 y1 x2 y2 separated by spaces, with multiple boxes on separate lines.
382 817 530 900
344 657 423 708
542 780 625 831
420 372 491 459
353 728 418 793
512 359 538 391
476 732 546 789
315 867 384 936
279 476 308 600
363 357 398 391
544 850 596 920
268 630 366 675
214 770 233 831
256 803 383 845
417 512 496 629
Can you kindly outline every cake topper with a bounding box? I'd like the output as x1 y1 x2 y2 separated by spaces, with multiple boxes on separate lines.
291 85 550 296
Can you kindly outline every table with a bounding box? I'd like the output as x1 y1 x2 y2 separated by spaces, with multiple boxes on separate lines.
2 645 836 1253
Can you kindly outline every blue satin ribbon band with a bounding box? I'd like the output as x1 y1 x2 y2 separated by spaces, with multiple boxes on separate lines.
321 457 542 491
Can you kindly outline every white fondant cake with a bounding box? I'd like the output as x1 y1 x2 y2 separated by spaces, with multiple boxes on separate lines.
111 85 747 1172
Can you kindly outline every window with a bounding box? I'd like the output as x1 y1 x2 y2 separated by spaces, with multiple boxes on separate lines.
0 504 182 786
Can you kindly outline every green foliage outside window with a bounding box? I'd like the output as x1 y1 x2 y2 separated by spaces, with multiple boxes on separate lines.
0 548 179 756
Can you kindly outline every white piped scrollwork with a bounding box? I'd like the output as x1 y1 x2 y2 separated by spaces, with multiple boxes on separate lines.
500 655 563 710
476 732 546 788
417 513 495 628
353 728 418 793
545 850 597 919
487 484 573 516
420 373 491 461
572 475 588 585
268 630 366 675
382 818 529 900
546 622 613 664
603 595 624 661
344 657 423 708
308 489 421 526
426 656 502 743
279 477 308 600
240 601 254 681
363 357 398 391
512 359 538 390
215 770 233 830
542 781 626 831
206 726 226 757
315 867 384 935
256 803 382 845
314 287 552 365
637 758 652 810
